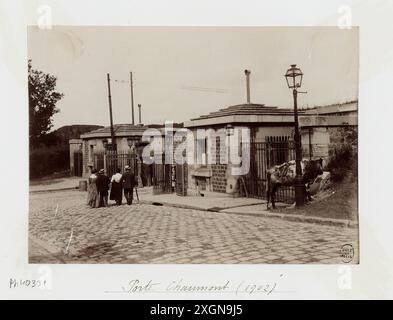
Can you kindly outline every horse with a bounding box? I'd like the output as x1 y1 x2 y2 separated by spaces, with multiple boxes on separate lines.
266 158 323 209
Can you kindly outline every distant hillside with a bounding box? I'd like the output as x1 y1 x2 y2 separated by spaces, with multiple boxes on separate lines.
54 125 104 141
30 125 104 179
39 125 104 147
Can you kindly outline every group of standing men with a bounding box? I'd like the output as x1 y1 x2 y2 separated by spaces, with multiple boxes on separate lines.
87 165 137 208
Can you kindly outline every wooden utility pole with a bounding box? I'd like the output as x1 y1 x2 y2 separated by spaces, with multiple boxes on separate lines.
107 73 116 151
130 72 135 125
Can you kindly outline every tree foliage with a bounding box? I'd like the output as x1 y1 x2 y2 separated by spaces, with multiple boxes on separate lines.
28 60 63 148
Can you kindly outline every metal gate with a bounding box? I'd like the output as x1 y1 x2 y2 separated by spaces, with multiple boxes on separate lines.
93 151 138 177
242 138 296 203
73 151 83 176
175 163 188 196
152 154 172 194
106 151 138 177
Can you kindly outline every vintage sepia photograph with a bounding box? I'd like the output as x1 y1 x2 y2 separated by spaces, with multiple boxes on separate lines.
28 26 359 264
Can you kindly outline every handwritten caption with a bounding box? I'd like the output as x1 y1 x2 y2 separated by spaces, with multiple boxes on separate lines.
106 274 286 296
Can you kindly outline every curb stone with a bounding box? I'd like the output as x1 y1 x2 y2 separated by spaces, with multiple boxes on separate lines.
139 200 210 212
30 187 79 194
139 200 357 228
219 210 357 228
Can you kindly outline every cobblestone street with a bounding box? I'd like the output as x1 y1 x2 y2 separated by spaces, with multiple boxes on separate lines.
29 190 359 264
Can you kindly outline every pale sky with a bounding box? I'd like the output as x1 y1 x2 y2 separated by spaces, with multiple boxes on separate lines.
28 26 358 130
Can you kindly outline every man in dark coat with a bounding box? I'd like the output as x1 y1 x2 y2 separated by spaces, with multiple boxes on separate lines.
122 166 137 205
96 169 110 207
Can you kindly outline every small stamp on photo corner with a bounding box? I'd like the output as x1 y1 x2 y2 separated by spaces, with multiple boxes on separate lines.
340 244 354 263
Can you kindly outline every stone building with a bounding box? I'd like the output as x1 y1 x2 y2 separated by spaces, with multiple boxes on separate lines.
69 123 184 178
76 124 148 177
299 100 358 162
183 100 358 195
69 101 358 198
184 103 303 194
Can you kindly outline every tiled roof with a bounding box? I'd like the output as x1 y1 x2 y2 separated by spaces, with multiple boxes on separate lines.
303 100 358 115
80 123 184 139
190 103 301 120
80 124 148 138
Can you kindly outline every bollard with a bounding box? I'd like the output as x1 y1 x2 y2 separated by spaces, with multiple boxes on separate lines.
79 180 87 191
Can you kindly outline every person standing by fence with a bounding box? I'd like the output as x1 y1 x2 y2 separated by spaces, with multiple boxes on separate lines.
96 169 110 207
110 168 123 205
122 165 136 205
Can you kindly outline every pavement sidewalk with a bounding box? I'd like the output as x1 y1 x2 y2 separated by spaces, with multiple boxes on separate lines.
138 189 356 228
29 178 355 227
139 189 265 211
29 177 82 193
29 177 266 211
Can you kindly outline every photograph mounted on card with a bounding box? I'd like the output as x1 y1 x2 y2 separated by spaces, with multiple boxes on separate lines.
28 26 359 264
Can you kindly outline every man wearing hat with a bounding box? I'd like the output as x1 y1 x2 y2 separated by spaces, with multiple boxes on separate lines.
96 168 110 207
121 165 137 205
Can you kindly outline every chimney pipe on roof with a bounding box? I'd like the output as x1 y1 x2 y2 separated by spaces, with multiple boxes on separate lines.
245 69 251 104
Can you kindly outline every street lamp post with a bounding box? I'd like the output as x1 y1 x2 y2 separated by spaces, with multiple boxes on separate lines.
285 64 305 207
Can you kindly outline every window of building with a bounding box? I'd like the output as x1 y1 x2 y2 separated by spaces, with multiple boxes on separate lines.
89 145 94 162
196 137 208 166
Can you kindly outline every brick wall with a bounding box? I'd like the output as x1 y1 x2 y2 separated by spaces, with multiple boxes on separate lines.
211 164 227 192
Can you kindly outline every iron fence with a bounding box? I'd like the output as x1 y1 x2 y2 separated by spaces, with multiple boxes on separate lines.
242 139 297 203
152 153 173 195
93 151 138 177
73 151 83 176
